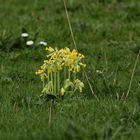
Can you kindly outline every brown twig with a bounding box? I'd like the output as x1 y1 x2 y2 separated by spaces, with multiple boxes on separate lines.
124 50 140 100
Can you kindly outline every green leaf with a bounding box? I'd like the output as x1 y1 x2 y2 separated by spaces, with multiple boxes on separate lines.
63 79 74 90
42 81 53 94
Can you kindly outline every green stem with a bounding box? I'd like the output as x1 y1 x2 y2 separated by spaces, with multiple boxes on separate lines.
64 67 66 81
51 72 53 94
69 68 71 80
57 72 60 94
54 72 57 95
48 71 50 83
43 80 45 88
74 72 76 80
47 71 50 92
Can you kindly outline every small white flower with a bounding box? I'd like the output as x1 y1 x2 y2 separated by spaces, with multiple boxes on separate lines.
96 70 103 74
21 33 29 38
26 40 34 46
39 41 47 46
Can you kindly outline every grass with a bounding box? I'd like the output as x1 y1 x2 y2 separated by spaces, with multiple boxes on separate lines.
0 0 140 139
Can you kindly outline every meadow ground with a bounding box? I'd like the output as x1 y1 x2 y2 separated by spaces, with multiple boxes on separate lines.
0 0 140 139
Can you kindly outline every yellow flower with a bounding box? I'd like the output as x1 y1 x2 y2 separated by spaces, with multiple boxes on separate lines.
35 69 44 75
73 65 80 73
36 46 86 96
78 53 85 58
72 49 78 55
79 63 86 68
74 79 84 93
45 47 54 52
60 88 65 96
40 65 47 71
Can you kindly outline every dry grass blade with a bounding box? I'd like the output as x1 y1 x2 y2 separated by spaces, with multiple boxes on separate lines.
63 0 97 98
84 70 99 100
63 0 77 50
124 49 140 100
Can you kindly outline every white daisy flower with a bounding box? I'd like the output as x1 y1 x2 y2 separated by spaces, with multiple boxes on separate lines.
26 40 34 46
96 70 103 74
21 33 29 38
39 41 47 46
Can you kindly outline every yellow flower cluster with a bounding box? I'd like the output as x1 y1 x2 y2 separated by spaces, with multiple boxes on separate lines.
36 47 86 96
36 47 86 74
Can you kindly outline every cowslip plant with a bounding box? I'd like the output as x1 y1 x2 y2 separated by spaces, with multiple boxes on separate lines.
36 47 86 97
